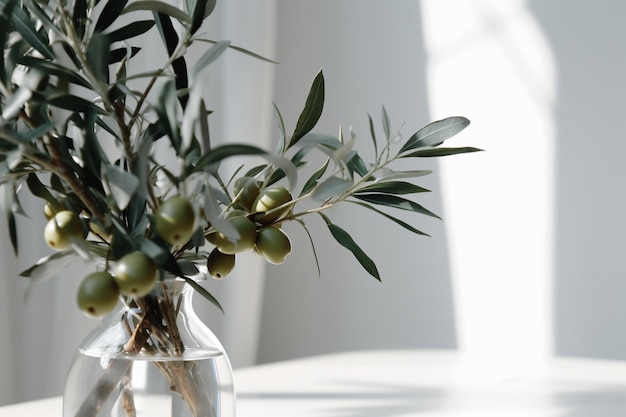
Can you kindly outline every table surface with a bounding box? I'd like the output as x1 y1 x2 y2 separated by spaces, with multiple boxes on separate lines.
3 350 626 416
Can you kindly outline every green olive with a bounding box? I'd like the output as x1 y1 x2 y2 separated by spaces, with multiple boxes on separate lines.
213 216 257 254
155 196 196 246
253 186 293 224
255 225 292 264
233 177 262 212
113 251 158 297
44 210 85 250
207 248 236 279
77 272 120 318
226 209 248 219
43 202 56 220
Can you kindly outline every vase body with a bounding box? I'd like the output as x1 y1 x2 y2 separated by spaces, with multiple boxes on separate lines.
63 278 235 417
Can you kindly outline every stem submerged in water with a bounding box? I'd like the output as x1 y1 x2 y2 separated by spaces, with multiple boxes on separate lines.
73 282 216 417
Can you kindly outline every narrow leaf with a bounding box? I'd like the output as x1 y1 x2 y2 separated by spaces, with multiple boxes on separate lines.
273 103 287 151
351 201 430 237
22 0 63 39
72 0 87 40
105 165 139 210
95 0 129 31
382 105 391 140
294 218 321 276
21 251 80 300
108 46 141 64
311 176 352 202
107 20 155 43
400 116 470 153
26 173 56 204
153 78 181 151
194 144 266 172
153 12 189 108
354 193 441 219
8 211 17 256
192 40 230 79
367 113 378 160
289 70 325 148
347 153 368 178
20 251 78 278
18 56 91 88
376 169 432 181
190 0 209 34
400 147 483 158
300 159 329 197
86 31 110 83
48 95 106 114
181 275 224 313
11 6 55 59
123 1 191 23
319 213 380 281
356 181 430 195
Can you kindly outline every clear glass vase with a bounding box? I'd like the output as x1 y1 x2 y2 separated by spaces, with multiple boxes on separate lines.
63 276 235 417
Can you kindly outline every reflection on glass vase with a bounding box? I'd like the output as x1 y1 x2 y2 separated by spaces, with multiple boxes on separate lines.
63 276 235 417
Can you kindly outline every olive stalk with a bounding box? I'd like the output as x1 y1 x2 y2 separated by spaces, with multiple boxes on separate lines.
74 282 215 417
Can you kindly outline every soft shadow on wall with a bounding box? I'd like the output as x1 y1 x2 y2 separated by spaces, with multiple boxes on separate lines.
530 0 626 360
256 0 459 364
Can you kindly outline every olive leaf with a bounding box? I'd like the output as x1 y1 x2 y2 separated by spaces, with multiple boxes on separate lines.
18 56 92 88
105 165 139 210
294 218 321 276
20 251 81 300
123 1 191 24
71 0 87 40
95 0 129 31
107 20 155 43
190 0 211 34
194 144 267 172
355 181 430 195
192 40 230 79
153 11 189 108
367 113 379 160
181 275 224 313
311 176 352 202
289 70 325 148
381 105 391 140
399 147 483 158
11 5 54 59
26 173 56 206
399 116 470 153
86 31 110 83
108 47 141 64
350 201 430 237
353 193 441 219
319 212 380 281
48 95 106 114
300 159 329 197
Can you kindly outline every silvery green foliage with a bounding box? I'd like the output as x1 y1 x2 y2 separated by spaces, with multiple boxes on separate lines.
0 0 479 310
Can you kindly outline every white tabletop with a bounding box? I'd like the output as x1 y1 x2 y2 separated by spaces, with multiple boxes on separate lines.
3 350 626 416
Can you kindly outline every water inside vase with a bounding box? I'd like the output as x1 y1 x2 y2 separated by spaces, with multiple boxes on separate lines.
64 348 235 417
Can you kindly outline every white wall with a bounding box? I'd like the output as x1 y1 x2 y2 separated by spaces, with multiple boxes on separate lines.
258 0 626 365
257 0 458 363
530 0 626 360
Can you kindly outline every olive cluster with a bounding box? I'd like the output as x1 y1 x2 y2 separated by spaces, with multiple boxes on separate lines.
76 251 158 318
206 179 294 279
42 197 191 318
42 183 294 318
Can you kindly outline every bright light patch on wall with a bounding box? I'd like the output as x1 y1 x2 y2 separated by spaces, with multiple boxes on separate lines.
420 0 556 365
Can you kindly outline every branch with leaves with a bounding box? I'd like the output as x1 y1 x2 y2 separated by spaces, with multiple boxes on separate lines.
1 1 480 416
